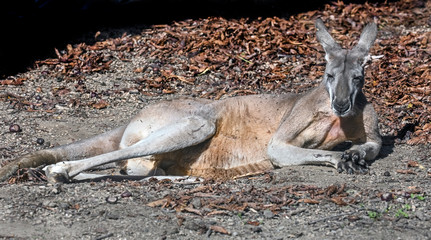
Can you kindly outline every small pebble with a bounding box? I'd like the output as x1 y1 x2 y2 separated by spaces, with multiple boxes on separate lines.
36 138 45 145
381 192 394 202
106 196 118 204
43 200 57 208
249 226 262 233
263 209 274 219
51 184 64 194
106 213 119 220
191 198 202 208
121 190 132 198
184 221 202 231
59 202 69 210
90 91 98 98
9 124 22 133
347 215 360 222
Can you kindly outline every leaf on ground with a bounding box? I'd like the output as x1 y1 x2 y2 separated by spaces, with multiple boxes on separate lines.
297 199 319 204
396 169 417 175
207 210 229 216
92 100 109 109
146 198 169 207
182 207 203 216
330 196 348 206
0 78 26 85
246 221 260 226
210 225 230 235
407 160 419 167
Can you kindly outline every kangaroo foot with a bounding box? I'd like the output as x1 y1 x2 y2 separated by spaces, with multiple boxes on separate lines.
44 163 71 183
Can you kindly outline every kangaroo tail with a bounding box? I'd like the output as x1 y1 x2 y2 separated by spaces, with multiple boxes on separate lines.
0 125 127 182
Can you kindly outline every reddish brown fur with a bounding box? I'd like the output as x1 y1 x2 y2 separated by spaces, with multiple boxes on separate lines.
151 95 295 178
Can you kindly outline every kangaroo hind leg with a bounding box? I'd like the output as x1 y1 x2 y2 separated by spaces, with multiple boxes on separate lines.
44 116 216 183
0 125 127 182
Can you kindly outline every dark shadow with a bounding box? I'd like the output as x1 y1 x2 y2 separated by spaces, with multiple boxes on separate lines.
1 0 387 78
378 136 395 158
377 122 417 160
71 174 197 183
72 174 151 183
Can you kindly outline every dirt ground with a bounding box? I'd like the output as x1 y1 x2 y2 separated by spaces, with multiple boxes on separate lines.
1 1 431 239
0 112 430 239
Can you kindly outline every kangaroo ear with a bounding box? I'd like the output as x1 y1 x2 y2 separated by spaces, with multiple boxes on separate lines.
315 18 341 61
352 22 377 58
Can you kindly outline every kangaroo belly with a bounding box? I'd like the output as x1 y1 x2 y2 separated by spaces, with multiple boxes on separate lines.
152 96 289 178
189 128 275 178
154 130 275 178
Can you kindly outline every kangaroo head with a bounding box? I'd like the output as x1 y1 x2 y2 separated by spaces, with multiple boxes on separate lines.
315 18 377 117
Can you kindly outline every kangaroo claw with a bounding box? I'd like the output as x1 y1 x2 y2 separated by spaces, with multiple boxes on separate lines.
341 150 362 163
337 159 368 175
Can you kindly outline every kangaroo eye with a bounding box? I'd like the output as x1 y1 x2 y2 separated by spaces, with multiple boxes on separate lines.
326 74 334 81
353 76 363 84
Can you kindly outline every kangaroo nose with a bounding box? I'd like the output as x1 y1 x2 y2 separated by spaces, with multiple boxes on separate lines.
333 100 351 115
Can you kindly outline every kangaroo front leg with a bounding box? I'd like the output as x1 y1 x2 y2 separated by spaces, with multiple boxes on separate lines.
268 138 377 174
268 138 341 168
339 104 382 173
45 116 216 183
267 139 369 174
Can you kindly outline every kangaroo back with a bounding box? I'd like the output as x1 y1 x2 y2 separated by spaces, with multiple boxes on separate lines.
0 125 126 182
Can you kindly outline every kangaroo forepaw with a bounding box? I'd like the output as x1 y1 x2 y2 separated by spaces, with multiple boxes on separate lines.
338 150 368 174
341 150 368 165
337 160 368 174
44 163 71 183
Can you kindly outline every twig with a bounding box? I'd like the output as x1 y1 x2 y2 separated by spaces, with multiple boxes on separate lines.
94 233 114 240
236 55 253 64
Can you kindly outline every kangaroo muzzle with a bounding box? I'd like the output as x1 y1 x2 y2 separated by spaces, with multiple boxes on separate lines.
332 98 352 116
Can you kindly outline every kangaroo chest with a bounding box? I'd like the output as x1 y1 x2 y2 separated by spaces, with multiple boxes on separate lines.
300 112 366 149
